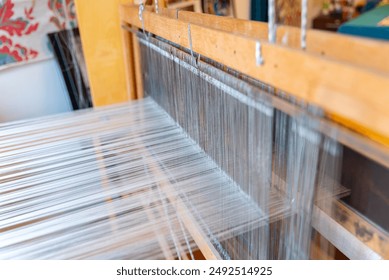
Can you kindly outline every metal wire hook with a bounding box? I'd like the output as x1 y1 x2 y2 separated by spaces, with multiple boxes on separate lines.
256 41 264 66
155 0 159 14
187 23 199 68
301 0 308 50
139 1 150 40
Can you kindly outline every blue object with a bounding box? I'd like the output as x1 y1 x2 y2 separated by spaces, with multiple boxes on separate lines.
338 4 389 41
361 0 381 13
251 0 268 22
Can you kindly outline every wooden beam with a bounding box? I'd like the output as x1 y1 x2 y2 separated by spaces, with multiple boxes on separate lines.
74 0 135 106
132 34 144 99
176 11 389 74
121 22 137 100
312 205 383 260
159 6 180 18
120 4 389 148
330 200 389 259
142 146 222 260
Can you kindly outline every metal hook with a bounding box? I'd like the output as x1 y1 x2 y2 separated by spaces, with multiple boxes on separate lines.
187 24 199 68
139 2 149 40
155 0 159 14
256 41 264 66
282 31 289 46
197 53 201 66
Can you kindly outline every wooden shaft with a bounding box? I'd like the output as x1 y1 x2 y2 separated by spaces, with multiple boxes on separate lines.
312 205 383 260
157 7 389 74
132 35 144 99
121 22 137 100
74 0 137 106
330 200 389 259
175 10 389 74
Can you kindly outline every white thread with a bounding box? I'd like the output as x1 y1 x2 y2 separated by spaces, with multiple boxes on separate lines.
187 23 198 66
0 98 269 260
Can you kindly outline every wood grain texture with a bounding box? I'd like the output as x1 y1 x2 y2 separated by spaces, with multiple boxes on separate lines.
312 205 383 259
132 34 144 99
75 0 135 106
159 6 179 18
121 23 137 100
120 4 389 148
177 10 389 74
332 200 389 259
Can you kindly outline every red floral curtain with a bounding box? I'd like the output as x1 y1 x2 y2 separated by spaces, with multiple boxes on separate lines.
0 0 77 70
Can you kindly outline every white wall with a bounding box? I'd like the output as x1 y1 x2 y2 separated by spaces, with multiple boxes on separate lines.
0 58 72 123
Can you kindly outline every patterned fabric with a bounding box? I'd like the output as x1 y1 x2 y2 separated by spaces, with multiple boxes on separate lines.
277 0 302 26
0 0 76 70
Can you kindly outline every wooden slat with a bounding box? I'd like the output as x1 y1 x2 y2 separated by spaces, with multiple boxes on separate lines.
167 0 202 12
121 22 137 100
132 34 144 99
74 0 135 106
159 6 180 18
142 145 222 260
120 4 389 148
312 205 383 260
177 11 389 74
310 231 336 260
331 200 389 259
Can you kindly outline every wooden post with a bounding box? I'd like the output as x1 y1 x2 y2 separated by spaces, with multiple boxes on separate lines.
74 0 136 106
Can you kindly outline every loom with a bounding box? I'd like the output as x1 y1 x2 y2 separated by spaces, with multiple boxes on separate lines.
1 2 389 260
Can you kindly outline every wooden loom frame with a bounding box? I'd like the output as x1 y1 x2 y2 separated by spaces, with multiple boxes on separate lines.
118 4 389 259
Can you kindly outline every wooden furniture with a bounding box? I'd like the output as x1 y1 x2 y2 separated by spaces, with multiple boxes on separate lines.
312 14 345 31
167 0 202 12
